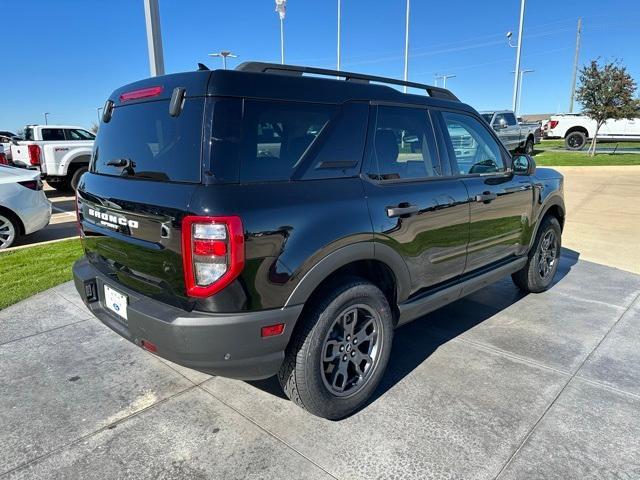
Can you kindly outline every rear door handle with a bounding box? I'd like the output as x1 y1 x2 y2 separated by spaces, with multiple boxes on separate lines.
474 192 497 203
386 204 420 218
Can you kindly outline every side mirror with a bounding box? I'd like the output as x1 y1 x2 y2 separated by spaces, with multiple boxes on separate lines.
494 118 508 130
513 154 536 175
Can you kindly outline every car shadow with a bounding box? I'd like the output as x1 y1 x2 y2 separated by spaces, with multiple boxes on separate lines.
247 248 581 408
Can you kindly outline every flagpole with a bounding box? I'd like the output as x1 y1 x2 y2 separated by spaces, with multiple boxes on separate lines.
275 0 286 64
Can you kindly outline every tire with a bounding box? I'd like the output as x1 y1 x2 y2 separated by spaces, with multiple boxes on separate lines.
278 277 394 420
512 216 562 293
48 180 72 192
0 212 19 249
565 131 587 150
69 166 88 192
524 137 534 155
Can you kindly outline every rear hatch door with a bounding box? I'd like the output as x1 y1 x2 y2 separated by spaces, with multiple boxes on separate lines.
78 73 210 309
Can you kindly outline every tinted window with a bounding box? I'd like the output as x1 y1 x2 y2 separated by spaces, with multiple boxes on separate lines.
93 98 204 183
503 113 518 126
66 129 95 140
240 100 334 182
23 128 34 141
41 128 65 141
481 113 494 123
372 106 441 181
442 111 505 175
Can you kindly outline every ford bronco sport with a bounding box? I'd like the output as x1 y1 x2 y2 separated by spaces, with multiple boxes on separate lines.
73 62 565 420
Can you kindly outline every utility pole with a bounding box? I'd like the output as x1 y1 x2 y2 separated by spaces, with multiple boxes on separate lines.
516 69 534 116
275 0 286 64
96 107 103 124
403 0 410 93
337 0 341 71
209 51 237 70
436 74 456 89
510 0 526 112
569 17 582 113
43 113 50 125
143 0 165 76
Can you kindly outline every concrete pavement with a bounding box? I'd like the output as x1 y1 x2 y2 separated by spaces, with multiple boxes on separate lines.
556 166 640 274
2 252 639 479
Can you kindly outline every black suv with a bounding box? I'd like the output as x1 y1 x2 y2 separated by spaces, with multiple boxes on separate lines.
73 63 565 419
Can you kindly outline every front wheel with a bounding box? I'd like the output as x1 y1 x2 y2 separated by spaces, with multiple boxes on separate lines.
512 216 562 293
278 278 394 420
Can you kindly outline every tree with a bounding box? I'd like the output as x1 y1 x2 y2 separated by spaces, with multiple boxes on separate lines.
90 123 99 134
576 60 639 156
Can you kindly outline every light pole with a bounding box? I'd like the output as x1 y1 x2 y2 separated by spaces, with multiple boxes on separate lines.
43 112 50 125
143 0 165 76
275 0 286 64
337 0 341 71
96 107 103 124
516 69 534 116
208 51 237 70
436 74 456 89
507 0 526 112
403 0 410 93
569 17 582 113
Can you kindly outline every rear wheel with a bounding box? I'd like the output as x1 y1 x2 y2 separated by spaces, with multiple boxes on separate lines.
70 166 88 192
278 278 394 420
512 216 561 293
0 213 18 249
524 137 534 155
565 131 587 150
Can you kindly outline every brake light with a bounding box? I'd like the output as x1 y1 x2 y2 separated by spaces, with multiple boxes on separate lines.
28 144 41 165
182 216 245 297
18 179 42 190
119 86 163 102
0 152 7 165
549 120 559 129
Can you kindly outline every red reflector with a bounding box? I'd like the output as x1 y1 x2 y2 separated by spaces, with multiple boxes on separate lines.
194 239 227 256
261 323 285 337
141 339 157 353
120 86 163 102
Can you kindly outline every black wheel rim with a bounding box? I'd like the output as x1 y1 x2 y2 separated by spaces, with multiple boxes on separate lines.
537 229 558 280
567 134 583 149
320 304 383 397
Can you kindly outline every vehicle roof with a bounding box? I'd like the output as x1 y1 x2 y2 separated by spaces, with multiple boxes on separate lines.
479 110 514 114
26 124 90 130
108 64 477 115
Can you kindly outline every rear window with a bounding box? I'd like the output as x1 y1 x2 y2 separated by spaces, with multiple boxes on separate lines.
92 98 203 183
42 128 66 141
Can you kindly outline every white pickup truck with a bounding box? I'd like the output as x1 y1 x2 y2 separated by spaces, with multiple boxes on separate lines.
11 124 95 191
545 113 640 150
480 110 539 155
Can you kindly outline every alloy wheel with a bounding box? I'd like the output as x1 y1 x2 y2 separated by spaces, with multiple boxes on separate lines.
0 214 16 249
537 229 558 279
320 304 383 397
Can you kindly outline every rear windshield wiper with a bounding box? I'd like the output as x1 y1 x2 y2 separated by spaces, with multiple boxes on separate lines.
106 158 132 168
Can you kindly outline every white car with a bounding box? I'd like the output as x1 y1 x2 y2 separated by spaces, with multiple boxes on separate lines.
0 165 52 249
11 124 94 191
545 113 640 150
0 134 14 162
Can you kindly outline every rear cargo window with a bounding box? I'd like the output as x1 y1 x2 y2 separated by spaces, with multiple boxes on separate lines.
42 128 65 141
239 100 335 182
92 98 203 183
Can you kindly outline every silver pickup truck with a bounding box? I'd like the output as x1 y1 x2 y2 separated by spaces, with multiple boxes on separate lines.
481 110 539 155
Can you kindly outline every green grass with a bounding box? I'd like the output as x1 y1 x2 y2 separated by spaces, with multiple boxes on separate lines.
0 239 83 310
533 149 640 166
540 139 640 149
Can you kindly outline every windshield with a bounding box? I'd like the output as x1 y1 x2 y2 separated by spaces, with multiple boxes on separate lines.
92 98 204 183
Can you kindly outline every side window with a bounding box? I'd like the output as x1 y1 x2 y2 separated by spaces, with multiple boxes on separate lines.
504 113 518 126
240 100 335 182
372 106 441 181
441 111 506 175
66 129 95 140
41 128 65 141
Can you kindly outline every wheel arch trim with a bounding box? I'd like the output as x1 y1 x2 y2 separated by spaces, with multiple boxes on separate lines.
284 242 411 307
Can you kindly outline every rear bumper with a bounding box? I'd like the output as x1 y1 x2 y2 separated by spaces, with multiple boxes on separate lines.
73 257 303 380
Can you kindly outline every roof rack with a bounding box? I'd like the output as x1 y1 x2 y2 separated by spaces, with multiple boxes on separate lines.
236 62 460 102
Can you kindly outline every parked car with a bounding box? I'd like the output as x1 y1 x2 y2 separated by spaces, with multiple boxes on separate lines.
480 110 539 154
0 134 14 162
0 145 8 165
0 165 51 249
545 113 640 150
73 63 565 419
10 124 95 191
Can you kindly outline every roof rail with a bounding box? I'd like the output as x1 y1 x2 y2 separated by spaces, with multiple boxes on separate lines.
235 62 460 102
